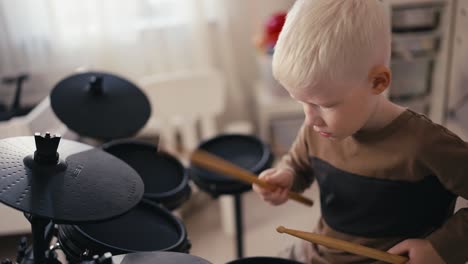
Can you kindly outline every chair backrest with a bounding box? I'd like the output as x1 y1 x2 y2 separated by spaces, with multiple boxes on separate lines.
0 97 68 139
137 70 226 155
0 118 31 139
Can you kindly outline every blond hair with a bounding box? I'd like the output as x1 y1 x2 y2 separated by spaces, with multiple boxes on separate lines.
272 0 391 90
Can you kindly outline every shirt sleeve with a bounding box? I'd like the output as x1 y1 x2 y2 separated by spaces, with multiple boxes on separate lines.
276 123 314 192
420 125 468 264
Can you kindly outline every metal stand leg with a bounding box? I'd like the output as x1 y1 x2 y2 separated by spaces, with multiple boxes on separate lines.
30 216 49 264
234 193 243 259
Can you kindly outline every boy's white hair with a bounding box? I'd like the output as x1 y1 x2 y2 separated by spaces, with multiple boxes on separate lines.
272 0 391 90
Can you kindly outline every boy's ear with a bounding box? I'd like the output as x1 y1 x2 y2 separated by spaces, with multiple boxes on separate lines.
368 65 391 94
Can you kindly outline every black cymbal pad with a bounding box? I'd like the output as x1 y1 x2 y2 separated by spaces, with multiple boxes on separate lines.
0 135 144 223
50 71 151 140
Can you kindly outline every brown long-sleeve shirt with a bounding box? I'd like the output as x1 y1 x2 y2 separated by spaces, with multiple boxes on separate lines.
277 109 468 264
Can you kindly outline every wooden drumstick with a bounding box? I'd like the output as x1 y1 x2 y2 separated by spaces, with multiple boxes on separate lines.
276 226 409 264
191 149 313 207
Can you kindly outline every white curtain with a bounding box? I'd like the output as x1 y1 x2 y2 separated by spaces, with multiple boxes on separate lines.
0 0 221 73
0 0 296 121
0 0 233 106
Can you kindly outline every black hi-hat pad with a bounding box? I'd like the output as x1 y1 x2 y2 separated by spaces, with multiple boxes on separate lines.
50 71 151 140
0 133 144 223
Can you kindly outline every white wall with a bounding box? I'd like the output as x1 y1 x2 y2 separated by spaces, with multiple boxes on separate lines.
213 0 295 125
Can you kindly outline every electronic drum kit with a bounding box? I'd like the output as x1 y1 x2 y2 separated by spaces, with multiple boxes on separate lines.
0 71 408 264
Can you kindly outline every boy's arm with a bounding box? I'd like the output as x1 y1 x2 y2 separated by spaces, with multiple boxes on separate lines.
276 124 314 192
420 128 468 264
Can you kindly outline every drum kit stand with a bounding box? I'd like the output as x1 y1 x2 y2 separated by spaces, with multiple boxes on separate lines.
0 72 208 264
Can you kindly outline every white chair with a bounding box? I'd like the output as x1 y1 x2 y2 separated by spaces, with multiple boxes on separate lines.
137 70 227 157
0 97 70 139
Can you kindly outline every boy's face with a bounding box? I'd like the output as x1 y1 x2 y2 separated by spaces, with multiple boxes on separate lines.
287 80 379 140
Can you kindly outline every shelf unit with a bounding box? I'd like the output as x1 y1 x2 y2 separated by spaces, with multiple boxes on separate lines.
388 0 453 125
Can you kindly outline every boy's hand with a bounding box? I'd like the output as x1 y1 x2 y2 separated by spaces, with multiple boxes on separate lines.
252 168 294 205
387 239 445 264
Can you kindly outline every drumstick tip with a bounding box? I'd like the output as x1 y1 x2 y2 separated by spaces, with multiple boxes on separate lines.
277 226 286 233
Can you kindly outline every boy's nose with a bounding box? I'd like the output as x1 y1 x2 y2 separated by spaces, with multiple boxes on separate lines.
305 115 325 127
312 118 326 127
304 108 325 127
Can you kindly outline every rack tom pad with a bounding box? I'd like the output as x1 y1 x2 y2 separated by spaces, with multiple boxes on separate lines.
103 139 190 210
189 134 273 196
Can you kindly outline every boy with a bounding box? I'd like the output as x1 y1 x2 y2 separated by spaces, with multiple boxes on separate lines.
252 0 468 263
